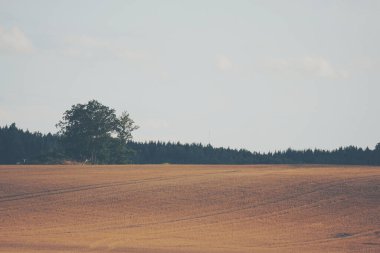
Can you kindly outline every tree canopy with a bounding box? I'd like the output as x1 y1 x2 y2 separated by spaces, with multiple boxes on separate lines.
56 100 138 164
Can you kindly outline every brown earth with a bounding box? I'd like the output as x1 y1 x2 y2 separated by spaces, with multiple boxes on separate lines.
0 164 379 253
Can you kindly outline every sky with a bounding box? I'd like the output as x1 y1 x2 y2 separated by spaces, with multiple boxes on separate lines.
1 0 380 152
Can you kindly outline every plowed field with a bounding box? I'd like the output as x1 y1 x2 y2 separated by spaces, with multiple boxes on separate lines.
0 165 379 252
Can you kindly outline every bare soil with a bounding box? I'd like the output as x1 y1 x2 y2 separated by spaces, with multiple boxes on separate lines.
0 164 379 253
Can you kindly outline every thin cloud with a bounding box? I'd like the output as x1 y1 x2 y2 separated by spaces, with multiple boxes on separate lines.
62 35 170 80
0 25 34 53
260 56 349 79
63 35 146 60
216 54 233 71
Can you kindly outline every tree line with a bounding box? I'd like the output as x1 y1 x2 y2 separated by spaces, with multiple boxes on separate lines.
128 141 380 165
0 123 63 164
1 123 380 165
0 100 379 165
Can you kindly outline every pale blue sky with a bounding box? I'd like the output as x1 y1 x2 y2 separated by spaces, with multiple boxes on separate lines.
1 0 379 151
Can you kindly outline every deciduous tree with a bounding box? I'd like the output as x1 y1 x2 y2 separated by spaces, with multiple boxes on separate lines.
56 100 138 163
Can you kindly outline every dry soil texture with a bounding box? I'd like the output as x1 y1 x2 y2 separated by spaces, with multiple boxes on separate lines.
0 165 379 253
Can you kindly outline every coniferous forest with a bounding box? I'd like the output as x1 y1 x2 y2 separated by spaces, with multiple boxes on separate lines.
1 123 379 165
